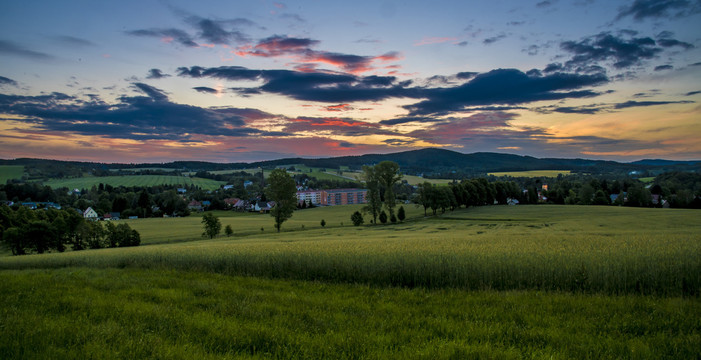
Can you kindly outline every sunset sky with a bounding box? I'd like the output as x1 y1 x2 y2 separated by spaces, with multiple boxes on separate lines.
1 0 700 163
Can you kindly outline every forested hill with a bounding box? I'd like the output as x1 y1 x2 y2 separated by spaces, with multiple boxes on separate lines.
2 148 700 178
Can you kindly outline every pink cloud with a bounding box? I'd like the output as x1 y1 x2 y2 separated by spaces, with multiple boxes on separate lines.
414 37 459 46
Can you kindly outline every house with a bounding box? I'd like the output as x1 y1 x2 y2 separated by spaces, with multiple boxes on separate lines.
320 189 367 206
224 198 240 208
252 201 273 213
243 180 254 188
177 188 187 194
103 212 120 221
21 202 37 209
296 190 322 205
507 198 520 205
223 185 234 190
233 199 247 211
188 200 203 212
83 207 99 221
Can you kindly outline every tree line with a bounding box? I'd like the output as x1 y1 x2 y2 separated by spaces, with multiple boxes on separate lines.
0 205 140 255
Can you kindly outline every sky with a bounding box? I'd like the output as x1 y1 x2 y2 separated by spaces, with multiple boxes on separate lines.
1 0 700 163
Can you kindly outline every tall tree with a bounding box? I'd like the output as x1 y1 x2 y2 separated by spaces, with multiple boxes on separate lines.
374 161 402 217
361 165 382 224
201 212 221 239
265 169 297 232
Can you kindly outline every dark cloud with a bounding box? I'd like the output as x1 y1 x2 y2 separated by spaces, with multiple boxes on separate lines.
690 62 701 66
177 65 416 103
483 34 507 45
193 86 218 94
456 72 478 79
685 90 701 96
382 138 417 146
0 76 18 86
53 36 96 47
0 40 55 60
560 32 664 69
236 35 401 73
146 68 170 79
379 116 442 125
281 116 396 137
543 63 564 73
132 83 168 101
536 0 557 8
616 0 701 20
188 17 250 44
656 38 694 49
654 65 673 71
126 28 198 47
403 68 608 116
0 91 267 142
614 100 694 109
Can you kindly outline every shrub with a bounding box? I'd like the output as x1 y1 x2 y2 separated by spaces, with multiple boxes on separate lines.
379 211 388 224
351 211 364 226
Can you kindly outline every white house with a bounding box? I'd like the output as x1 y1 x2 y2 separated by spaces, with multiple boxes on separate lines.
83 207 99 221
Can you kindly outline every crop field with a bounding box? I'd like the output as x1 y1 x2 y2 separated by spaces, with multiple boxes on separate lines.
489 170 572 177
42 175 225 190
1 267 699 359
2 205 699 296
0 165 24 183
1 205 700 358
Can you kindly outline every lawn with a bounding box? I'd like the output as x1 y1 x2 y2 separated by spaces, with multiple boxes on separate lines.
42 175 225 191
0 165 24 183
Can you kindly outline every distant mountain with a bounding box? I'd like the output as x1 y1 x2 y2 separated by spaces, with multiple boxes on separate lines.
3 148 700 178
630 159 700 166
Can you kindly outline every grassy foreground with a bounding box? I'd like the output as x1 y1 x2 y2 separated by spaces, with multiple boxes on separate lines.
1 268 699 359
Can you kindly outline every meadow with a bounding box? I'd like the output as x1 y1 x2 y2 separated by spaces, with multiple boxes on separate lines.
1 205 698 296
1 205 700 358
42 175 225 191
488 170 572 177
0 165 24 183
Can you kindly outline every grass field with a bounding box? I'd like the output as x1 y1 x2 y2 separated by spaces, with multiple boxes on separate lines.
2 205 699 296
1 268 698 359
0 165 24 183
1 205 700 358
42 175 225 190
489 170 572 177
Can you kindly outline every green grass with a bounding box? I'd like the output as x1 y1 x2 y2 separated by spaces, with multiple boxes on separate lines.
0 165 24 183
1 268 699 359
2 205 699 296
489 170 572 177
42 175 225 190
638 177 655 183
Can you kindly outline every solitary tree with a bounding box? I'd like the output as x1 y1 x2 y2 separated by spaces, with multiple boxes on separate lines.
201 212 221 239
225 224 234 237
361 165 382 224
320 219 326 227
374 161 402 217
397 206 406 222
266 169 297 232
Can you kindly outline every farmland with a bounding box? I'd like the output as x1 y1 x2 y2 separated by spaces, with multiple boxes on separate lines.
488 170 572 177
0 165 24 183
41 175 225 191
1 205 700 358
